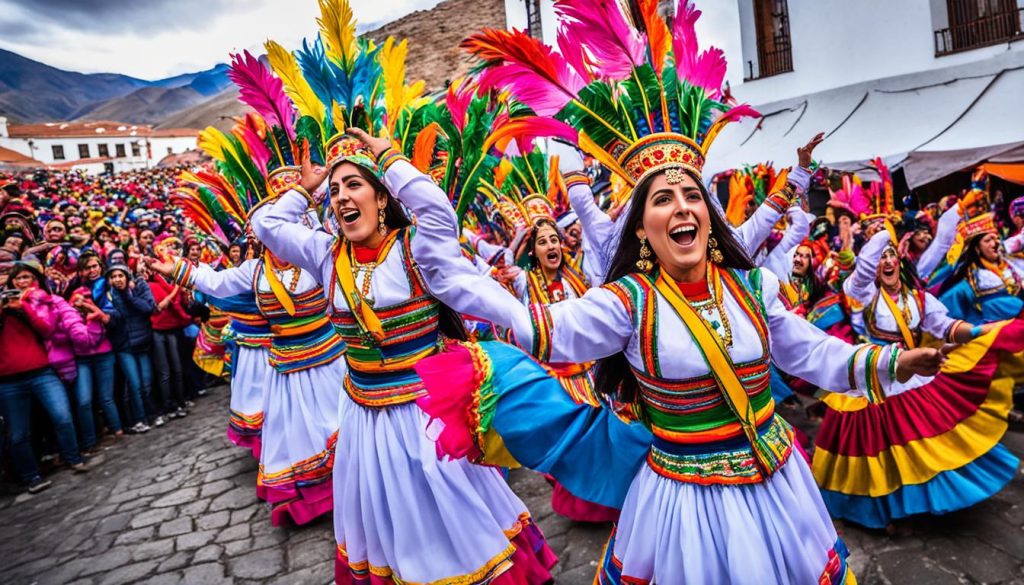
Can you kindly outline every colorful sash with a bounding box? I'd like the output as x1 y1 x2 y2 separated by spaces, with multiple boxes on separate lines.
331 230 401 343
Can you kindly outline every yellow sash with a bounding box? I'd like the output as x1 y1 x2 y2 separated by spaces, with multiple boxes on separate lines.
653 268 781 475
263 252 296 317
879 288 916 349
332 231 400 344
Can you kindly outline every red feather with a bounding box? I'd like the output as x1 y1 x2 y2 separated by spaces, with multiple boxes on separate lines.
227 50 296 141
462 28 586 117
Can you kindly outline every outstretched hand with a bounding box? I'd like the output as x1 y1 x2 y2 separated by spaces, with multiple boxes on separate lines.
797 132 825 169
346 127 393 159
143 255 176 279
895 346 949 383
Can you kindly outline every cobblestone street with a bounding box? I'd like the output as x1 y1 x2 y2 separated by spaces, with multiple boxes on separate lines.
2 386 1024 584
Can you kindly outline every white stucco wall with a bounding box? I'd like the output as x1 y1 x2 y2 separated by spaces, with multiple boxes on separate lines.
0 134 195 166
723 0 1023 104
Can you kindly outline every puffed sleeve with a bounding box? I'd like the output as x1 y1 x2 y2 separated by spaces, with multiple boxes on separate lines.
383 158 534 332
520 285 634 364
250 190 334 281
918 205 962 281
920 291 961 340
568 183 617 284
842 230 889 306
172 259 257 299
762 207 811 279
760 269 898 399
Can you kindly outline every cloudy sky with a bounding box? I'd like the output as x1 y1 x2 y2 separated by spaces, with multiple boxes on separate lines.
0 0 745 85
0 0 446 79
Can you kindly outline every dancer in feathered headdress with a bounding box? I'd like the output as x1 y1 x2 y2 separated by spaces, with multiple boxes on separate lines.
154 50 347 528
247 2 559 582
400 3 945 584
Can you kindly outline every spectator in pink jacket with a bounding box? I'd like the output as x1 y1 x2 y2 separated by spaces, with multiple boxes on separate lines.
69 286 122 449
1 262 86 493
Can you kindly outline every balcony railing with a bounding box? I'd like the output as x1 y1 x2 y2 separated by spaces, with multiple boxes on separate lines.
935 7 1023 56
745 46 794 81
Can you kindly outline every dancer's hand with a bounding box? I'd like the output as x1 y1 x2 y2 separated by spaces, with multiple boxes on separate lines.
894 346 949 383
346 127 393 159
299 140 328 194
143 256 176 278
797 132 824 169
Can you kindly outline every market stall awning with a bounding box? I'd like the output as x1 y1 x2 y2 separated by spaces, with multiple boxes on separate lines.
704 50 1024 188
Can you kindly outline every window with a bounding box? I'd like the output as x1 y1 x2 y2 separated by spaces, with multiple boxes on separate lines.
167 147 173 155
131 143 141 157
51 145 65 160
525 0 542 38
78 144 90 158
746 0 793 80
115 143 126 157
98 144 109 157
936 0 1022 55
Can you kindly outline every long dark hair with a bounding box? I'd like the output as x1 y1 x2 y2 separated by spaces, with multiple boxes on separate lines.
594 168 753 403
525 218 561 270
347 164 467 341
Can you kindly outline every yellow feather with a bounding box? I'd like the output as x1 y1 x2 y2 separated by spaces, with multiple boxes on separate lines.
197 127 231 162
331 101 346 134
578 131 634 187
317 0 358 70
265 40 325 123
379 37 407 135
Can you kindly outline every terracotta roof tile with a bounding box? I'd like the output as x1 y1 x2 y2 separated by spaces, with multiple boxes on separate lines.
6 121 199 139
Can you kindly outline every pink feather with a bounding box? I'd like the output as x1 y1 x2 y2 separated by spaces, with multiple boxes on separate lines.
232 113 272 175
716 104 760 125
486 116 578 154
445 81 475 132
554 0 645 80
227 51 296 141
672 0 726 99
463 28 586 117
556 28 591 82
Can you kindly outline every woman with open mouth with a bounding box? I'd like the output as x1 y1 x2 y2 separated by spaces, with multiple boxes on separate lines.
813 228 1024 533
403 3 950 582
149 96 345 528
251 124 557 583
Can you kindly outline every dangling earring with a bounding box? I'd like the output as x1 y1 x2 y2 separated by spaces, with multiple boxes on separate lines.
636 237 654 272
708 228 724 264
377 208 387 237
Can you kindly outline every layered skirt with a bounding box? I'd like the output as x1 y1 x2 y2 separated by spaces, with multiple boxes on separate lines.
226 345 269 459
812 320 1024 529
415 341 851 584
255 358 343 526
332 393 556 584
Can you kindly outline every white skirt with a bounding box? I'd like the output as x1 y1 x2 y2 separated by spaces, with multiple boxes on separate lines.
333 394 538 582
257 357 344 525
226 346 270 454
612 454 845 584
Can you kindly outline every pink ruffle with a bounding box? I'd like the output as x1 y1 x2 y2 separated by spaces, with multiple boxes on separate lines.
268 480 333 526
226 427 262 461
551 481 620 523
413 343 485 461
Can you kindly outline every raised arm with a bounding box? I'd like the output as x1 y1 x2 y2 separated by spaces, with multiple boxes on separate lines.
842 230 889 306
762 206 811 280
250 191 333 280
918 205 962 281
736 166 811 257
515 285 635 364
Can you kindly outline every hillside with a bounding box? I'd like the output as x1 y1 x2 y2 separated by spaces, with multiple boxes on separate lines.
0 48 148 121
155 88 245 132
71 85 212 125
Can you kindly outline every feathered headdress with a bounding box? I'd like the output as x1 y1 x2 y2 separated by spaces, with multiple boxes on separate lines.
724 163 786 226
859 157 898 227
462 0 758 190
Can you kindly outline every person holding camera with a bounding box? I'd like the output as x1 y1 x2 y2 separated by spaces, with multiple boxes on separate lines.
0 261 87 494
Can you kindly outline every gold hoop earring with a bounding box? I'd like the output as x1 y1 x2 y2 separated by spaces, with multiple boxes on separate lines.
377 208 387 237
708 228 724 264
636 237 654 272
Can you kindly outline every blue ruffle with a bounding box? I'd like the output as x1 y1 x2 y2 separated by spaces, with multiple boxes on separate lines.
769 363 795 403
481 341 653 509
819 443 1019 529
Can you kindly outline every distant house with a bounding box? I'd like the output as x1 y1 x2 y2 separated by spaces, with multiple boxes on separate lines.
0 117 198 174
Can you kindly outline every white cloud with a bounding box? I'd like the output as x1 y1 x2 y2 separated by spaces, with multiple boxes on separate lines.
0 0 445 79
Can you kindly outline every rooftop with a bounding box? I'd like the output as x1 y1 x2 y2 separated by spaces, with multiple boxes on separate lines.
4 120 198 139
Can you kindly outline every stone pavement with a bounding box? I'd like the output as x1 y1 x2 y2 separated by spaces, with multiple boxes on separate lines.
1 385 1023 584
